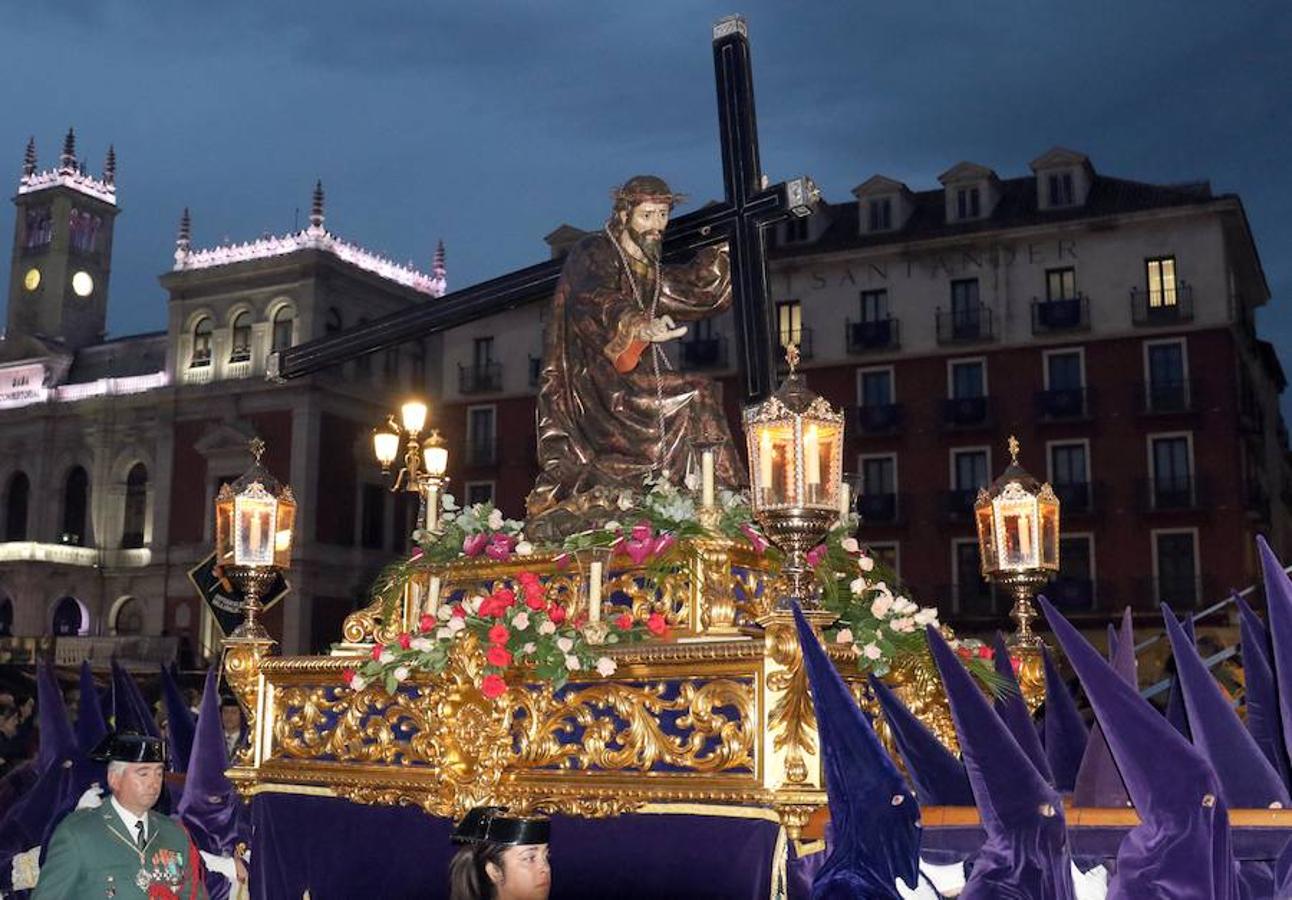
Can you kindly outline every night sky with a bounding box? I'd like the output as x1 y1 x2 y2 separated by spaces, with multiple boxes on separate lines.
1 2 1288 358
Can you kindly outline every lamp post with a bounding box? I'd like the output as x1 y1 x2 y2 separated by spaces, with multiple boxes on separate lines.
974 436 1061 648
742 344 845 609
373 399 450 532
214 438 295 642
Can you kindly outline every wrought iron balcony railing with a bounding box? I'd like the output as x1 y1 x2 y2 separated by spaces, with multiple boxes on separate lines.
855 403 904 435
935 305 995 345
1131 283 1194 326
459 362 503 394
845 318 900 354
1031 296 1089 334
1035 387 1092 420
942 395 992 429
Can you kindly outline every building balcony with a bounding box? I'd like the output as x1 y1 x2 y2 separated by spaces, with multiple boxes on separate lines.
845 318 901 354
1047 576 1100 612
679 336 729 370
940 488 981 522
942 395 993 429
225 359 253 381
1035 387 1093 421
1141 475 1208 512
1130 283 1194 326
940 581 1000 617
855 403 904 436
856 491 904 525
1052 480 1100 515
935 305 995 345
777 328 814 363
465 439 498 467
1136 378 1200 415
459 362 503 395
1031 296 1089 334
1137 575 1214 610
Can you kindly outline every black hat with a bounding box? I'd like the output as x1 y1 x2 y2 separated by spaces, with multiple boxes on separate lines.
91 731 168 764
451 806 549 846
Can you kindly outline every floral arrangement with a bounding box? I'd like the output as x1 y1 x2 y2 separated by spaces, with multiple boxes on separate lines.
345 571 661 696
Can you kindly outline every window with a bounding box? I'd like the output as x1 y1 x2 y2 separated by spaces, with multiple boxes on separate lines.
954 540 992 612
1146 257 1178 309
466 482 495 506
1054 535 1094 609
112 597 144 636
191 317 212 367
785 217 809 242
1151 435 1192 501
468 407 497 466
950 279 981 338
1146 340 1188 410
776 301 802 348
1046 268 1076 302
1155 531 1199 606
24 205 53 249
859 369 893 406
4 472 29 541
1050 443 1088 487
121 463 147 549
1048 172 1075 207
952 449 989 492
62 466 88 545
868 198 892 231
862 456 896 495
950 360 985 399
956 187 981 219
229 312 251 362
860 289 888 323
361 484 386 550
271 307 295 351
69 209 101 253
474 337 495 369
52 596 86 636
1045 350 1083 390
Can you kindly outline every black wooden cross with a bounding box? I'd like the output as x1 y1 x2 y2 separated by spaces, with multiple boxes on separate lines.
270 15 818 405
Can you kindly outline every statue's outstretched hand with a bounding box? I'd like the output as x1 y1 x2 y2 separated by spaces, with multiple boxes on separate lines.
642 315 688 343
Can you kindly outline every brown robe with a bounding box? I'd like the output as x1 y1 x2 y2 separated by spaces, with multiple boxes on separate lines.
526 232 745 537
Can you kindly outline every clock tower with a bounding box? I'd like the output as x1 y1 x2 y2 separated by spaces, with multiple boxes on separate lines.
6 129 118 353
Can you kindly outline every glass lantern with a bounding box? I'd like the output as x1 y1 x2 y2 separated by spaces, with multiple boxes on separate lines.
214 437 295 641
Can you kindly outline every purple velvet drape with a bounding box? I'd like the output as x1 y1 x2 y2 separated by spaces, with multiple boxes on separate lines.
251 793 783 899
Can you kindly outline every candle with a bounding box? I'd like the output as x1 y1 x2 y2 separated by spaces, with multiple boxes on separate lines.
701 448 715 509
588 560 603 624
759 431 774 496
427 575 442 618
248 510 263 558
804 425 821 489
1017 513 1033 561
838 482 851 522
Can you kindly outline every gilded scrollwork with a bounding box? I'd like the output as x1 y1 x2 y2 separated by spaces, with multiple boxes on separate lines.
763 616 816 786
223 637 273 766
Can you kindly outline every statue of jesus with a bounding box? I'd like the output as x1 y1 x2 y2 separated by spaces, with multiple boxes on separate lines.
526 175 746 540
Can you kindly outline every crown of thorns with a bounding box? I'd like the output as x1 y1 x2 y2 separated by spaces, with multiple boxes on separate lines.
612 177 687 208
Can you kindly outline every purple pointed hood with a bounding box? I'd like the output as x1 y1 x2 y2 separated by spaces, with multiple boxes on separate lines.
110 659 160 739
926 626 1074 899
74 661 108 753
1163 605 1288 809
1042 646 1087 793
160 665 196 773
991 633 1055 786
1073 607 1136 808
792 606 920 896
868 674 973 807
1106 622 1119 663
1257 535 1292 779
1163 615 1196 739
1235 592 1291 787
178 670 251 861
1040 595 1240 897
35 663 77 774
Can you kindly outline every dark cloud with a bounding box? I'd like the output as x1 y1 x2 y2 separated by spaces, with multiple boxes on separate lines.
0 0 1288 386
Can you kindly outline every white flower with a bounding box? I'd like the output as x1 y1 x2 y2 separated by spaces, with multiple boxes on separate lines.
617 492 635 511
378 650 395 665
487 509 504 530
441 493 459 512
565 654 581 670
412 637 435 652
890 617 915 634
437 604 453 620
603 520 622 533
538 620 556 636
350 675 368 691
850 576 869 596
512 612 531 630
393 665 410 682
515 541 534 556
841 537 860 554
684 470 701 492
595 656 617 676
893 596 917 616
446 617 466 634
858 554 875 572
557 636 574 653
914 608 939 627
835 628 854 645
522 642 537 655
465 594 482 615
870 594 893 619
862 643 883 661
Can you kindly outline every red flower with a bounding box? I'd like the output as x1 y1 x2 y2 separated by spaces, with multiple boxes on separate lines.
631 521 653 542
486 645 513 668
371 643 385 661
805 544 828 567
398 632 412 650
418 614 435 633
652 533 676 557
548 603 567 624
524 586 547 611
451 604 467 619
1010 656 1022 674
615 613 634 630
488 624 510 645
739 523 769 555
493 587 517 608
462 533 489 557
976 646 993 660
955 646 973 659
342 669 356 686
646 612 668 637
554 553 572 571
480 674 507 699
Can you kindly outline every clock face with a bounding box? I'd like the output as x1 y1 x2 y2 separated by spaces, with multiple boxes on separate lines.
23 268 40 291
71 271 94 297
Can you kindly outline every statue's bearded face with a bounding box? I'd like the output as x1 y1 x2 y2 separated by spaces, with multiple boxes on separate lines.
625 200 670 261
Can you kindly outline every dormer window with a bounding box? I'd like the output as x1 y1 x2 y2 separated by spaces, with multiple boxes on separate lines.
868 198 892 231
784 216 809 243
956 187 981 220
1048 172 1075 207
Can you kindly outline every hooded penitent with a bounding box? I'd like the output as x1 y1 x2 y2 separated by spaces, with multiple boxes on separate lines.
1234 591 1290 787
160 664 196 773
792 605 921 898
990 633 1054 786
1041 646 1087 793
1072 607 1135 808
868 674 973 807
1040 595 1241 899
74 661 107 754
925 626 1074 900
110 659 160 739
1163 615 1197 739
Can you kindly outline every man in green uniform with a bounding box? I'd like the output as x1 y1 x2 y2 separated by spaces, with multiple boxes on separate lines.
33 732 207 899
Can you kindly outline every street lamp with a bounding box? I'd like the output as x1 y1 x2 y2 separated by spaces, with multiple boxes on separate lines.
742 344 844 609
975 435 1061 647
373 399 450 532
214 438 295 642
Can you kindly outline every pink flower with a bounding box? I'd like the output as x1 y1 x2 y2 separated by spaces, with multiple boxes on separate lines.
805 544 828 567
548 603 567 624
370 643 385 661
976 646 994 660
485 532 518 561
451 605 467 619
486 645 513 668
615 613 634 630
739 523 769 555
418 614 435 633
409 547 424 562
631 522 653 542
397 632 412 650
554 553 572 571
646 612 668 637
462 533 489 557
480 674 507 699
342 668 356 686
652 533 676 557
488 624 510 645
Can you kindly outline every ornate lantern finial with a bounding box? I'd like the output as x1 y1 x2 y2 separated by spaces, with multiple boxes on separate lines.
1007 434 1020 465
784 342 800 374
